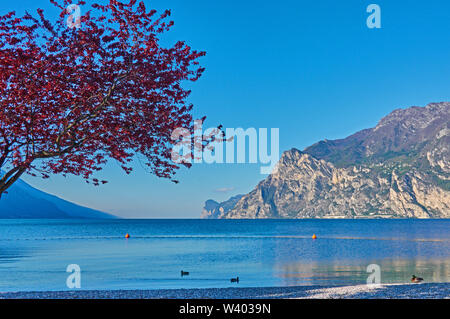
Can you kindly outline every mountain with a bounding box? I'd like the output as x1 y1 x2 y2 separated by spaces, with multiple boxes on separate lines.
200 195 244 219
203 102 450 219
0 177 116 219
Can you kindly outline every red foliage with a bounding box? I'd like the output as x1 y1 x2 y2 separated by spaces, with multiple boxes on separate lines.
0 0 205 196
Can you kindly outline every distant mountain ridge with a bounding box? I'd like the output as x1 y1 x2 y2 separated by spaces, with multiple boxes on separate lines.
0 177 116 219
202 102 450 219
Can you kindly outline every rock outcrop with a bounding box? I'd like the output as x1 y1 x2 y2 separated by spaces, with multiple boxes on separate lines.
203 102 450 219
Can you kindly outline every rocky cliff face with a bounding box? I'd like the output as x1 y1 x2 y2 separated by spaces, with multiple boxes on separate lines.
200 195 243 219
203 102 450 219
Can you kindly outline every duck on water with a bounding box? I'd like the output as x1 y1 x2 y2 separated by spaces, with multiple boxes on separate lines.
411 275 423 283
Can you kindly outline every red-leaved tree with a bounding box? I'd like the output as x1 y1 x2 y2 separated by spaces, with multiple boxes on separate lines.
0 0 206 198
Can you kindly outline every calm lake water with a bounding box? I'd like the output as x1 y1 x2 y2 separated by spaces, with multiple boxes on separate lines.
0 219 449 292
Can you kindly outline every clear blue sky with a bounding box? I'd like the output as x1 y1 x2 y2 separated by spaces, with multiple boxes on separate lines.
3 0 450 218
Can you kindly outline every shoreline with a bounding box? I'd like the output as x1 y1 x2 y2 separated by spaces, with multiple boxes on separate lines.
1 283 448 299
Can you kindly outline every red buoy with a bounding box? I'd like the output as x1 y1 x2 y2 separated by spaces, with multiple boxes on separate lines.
125 233 130 239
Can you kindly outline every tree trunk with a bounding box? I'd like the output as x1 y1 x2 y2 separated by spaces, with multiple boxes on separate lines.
0 167 26 199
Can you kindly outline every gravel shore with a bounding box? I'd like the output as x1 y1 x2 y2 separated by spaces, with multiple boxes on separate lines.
0 283 448 299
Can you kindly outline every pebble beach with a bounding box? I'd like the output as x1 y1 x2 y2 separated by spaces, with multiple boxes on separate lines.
1 283 448 299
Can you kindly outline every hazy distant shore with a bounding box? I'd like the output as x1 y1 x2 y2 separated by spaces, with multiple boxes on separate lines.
1 283 448 299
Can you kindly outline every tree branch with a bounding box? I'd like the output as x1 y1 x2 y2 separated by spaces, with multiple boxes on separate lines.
0 166 26 198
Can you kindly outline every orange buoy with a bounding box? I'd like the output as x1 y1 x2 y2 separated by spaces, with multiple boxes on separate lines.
125 233 130 239
312 234 317 239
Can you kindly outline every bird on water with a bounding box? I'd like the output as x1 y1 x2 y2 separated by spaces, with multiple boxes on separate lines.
411 275 423 283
